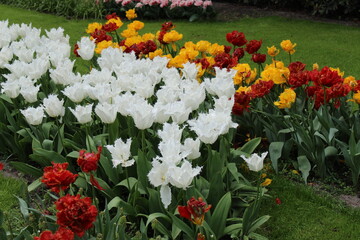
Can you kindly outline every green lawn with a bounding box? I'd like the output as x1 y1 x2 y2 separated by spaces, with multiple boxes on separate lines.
260 175 360 240
0 172 25 212
1 3 360 240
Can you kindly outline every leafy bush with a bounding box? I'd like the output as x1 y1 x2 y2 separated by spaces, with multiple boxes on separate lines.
104 0 216 21
231 0 360 19
0 0 104 19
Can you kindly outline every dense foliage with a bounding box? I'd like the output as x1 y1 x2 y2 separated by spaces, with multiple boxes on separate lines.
214 0 360 19
0 0 215 21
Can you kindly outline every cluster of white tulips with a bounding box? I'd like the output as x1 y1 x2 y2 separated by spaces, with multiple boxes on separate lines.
0 20 239 207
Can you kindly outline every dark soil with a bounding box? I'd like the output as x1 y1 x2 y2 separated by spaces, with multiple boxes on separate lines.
212 2 360 27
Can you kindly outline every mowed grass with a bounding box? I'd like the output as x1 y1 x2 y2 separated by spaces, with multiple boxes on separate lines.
1 4 360 77
1 4 360 240
260 175 360 240
0 172 25 212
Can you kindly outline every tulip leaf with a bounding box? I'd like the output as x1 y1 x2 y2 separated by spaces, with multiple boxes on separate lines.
137 150 151 193
27 178 42 192
269 142 284 174
324 146 338 158
0 210 3 225
42 139 53 151
328 128 338 142
189 13 200 22
67 151 80 158
145 212 171 227
107 196 136 216
32 147 66 163
239 137 261 155
15 196 29 220
209 192 231 239
99 155 120 184
247 215 270 234
0 228 5 240
278 127 294 134
10 161 42 178
169 213 194 239
297 155 311 184
224 223 243 236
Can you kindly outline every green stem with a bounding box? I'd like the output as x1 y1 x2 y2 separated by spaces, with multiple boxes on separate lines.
125 167 131 193
288 53 291 64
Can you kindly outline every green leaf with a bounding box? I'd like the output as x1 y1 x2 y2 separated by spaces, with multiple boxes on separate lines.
207 149 225 205
248 215 270 234
249 232 269 240
33 147 67 163
42 139 53 151
67 151 80 158
278 127 294 134
328 128 338 142
10 161 42 178
99 155 120 184
41 122 53 139
107 197 136 216
314 131 327 143
136 150 151 193
324 146 338 158
169 213 194 239
15 196 29 220
240 137 261 155
74 175 88 189
209 192 232 239
189 13 200 22
145 212 171 227
28 178 42 192
0 210 3 225
0 228 6 240
116 177 138 190
269 142 284 174
88 175 116 198
224 223 242 235
148 188 165 214
297 155 311 184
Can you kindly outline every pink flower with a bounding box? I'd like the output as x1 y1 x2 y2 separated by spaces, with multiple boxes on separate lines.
122 0 131 6
203 0 212 8
160 0 169 7
194 0 203 7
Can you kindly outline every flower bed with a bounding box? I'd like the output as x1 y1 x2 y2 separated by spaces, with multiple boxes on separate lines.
1 9 360 239
104 0 215 21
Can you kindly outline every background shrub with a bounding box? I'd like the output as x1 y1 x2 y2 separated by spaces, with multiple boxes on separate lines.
0 0 104 19
213 0 360 20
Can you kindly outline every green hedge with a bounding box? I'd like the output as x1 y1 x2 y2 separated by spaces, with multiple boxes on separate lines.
0 0 104 19
214 0 360 19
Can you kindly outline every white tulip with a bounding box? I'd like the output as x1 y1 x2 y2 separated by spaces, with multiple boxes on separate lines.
62 82 87 103
0 45 14 68
95 102 118 124
241 152 268 172
188 110 238 144
20 84 40 103
181 62 198 81
204 67 236 98
169 161 201 189
43 94 65 117
20 106 45 125
69 104 93 124
181 138 201 160
106 138 135 168
77 37 95 61
0 80 20 98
